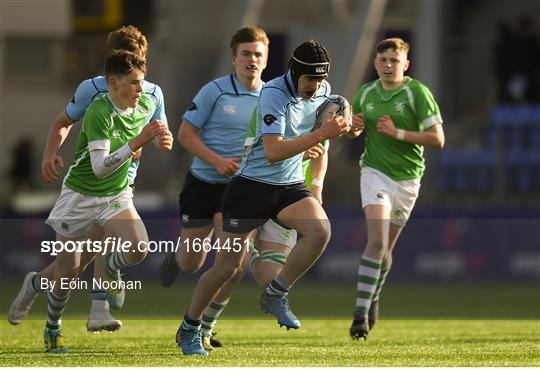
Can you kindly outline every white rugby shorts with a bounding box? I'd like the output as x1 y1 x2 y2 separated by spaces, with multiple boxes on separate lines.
360 166 421 226
45 184 135 238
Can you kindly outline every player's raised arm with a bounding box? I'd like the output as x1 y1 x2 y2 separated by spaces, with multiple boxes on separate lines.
376 115 444 148
41 112 74 182
91 114 166 179
263 114 348 163
263 133 322 164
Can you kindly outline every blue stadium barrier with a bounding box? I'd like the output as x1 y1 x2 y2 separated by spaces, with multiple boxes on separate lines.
507 149 540 192
440 104 540 193
491 104 540 123
437 149 497 192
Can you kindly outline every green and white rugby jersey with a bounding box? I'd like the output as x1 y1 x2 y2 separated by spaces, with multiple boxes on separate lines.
64 94 155 196
352 76 442 180
245 107 328 187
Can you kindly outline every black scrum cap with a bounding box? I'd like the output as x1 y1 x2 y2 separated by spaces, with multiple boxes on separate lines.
288 40 331 90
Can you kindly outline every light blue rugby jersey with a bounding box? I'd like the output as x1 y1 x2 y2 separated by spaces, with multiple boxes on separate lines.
183 73 263 184
65 76 167 185
238 72 330 185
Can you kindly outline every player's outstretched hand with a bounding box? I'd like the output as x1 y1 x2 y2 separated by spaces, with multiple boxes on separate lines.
41 154 65 182
216 157 242 177
158 128 174 151
303 143 325 160
376 115 398 138
319 112 350 139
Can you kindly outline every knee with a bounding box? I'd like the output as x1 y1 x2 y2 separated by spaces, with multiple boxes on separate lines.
180 262 202 275
307 221 332 249
179 253 205 275
122 226 149 254
367 232 387 251
130 251 147 265
132 234 149 250
124 243 147 264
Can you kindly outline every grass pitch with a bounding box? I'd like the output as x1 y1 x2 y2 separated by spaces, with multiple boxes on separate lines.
1 319 538 366
1 282 539 366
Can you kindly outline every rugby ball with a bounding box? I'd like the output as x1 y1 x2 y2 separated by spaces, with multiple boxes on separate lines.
313 95 351 131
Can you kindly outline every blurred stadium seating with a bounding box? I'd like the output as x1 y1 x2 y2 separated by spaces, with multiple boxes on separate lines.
437 104 540 193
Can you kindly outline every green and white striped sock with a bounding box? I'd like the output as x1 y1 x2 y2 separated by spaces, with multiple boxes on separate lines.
47 290 70 327
201 299 229 337
105 251 135 277
354 255 382 318
372 266 391 302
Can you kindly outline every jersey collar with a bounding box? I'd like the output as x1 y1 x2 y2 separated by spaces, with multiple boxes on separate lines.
106 94 134 116
231 73 263 96
376 76 411 98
